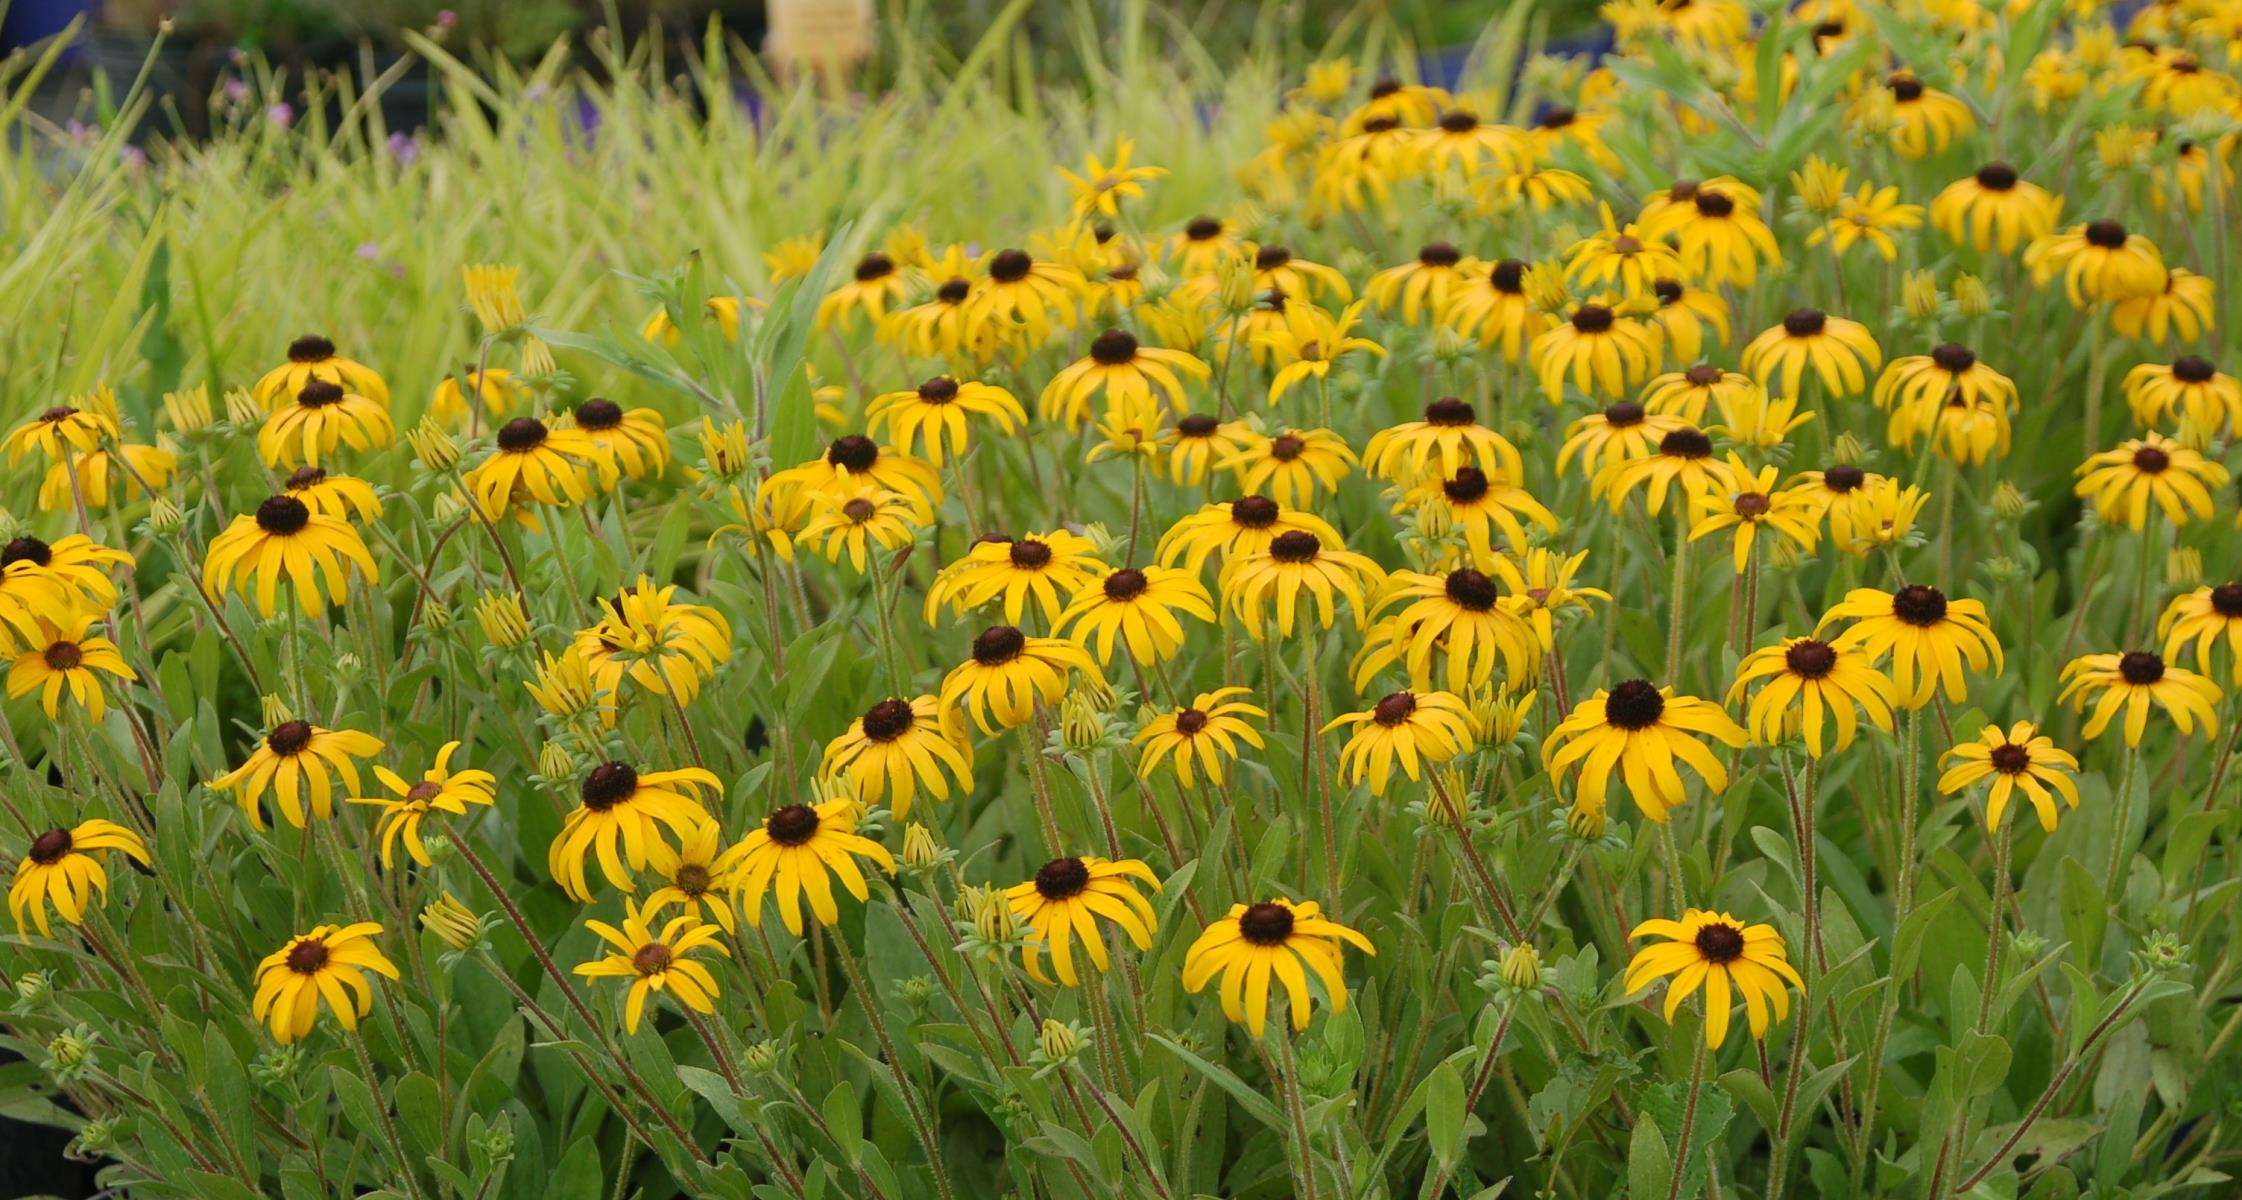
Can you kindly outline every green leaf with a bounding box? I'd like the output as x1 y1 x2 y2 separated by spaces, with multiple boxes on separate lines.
2058 857 2107 971
1952 1031 2011 1100
329 1063 388 1151
1893 886 1959 979
823 1079 864 1163
1426 1060 1466 1167
554 1137 603 1200
1148 1034 1286 1131
1627 1113 1672 1200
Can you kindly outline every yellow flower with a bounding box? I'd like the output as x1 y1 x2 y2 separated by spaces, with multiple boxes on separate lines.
1367 243 1479 326
1564 205 1686 300
2073 434 2228 530
1937 721 2081 830
1408 105 1527 178
203 495 379 616
818 251 914 331
795 486 922 573
764 231 826 284
1040 329 1210 431
1874 71 1974 157
1594 426 1735 517
1183 898 1373 1035
867 376 1024 466
574 897 729 1033
1638 177 1780 286
1217 427 1357 509
9 820 149 937
569 399 672 480
1055 565 1215 666
1710 386 1814 451
1134 687 1266 787
1790 155 1850 213
924 529 1108 627
730 797 896 936
346 741 497 869
548 761 719 901
6 610 135 720
1158 496 1341 578
252 334 389 411
1363 396 1523 485
1005 856 1162 986
1218 530 1385 638
1531 301 1663 403
2124 355 2241 432
962 248 1087 349
463 418 616 523
429 367 528 427
1741 309 1883 398
1056 137 1167 219
1807 183 1924 261
1819 586 2002 708
1728 637 1895 756
1559 400 1684 477
1440 259 1552 362
1325 689 1476 795
35 441 175 513
2024 220 2168 306
1930 162 2061 253
462 263 526 333
941 625 1103 734
2160 583 2242 682
1256 300 1386 407
252 923 399 1044
1160 414 1251 486
572 578 733 710
819 695 973 819
1 534 131 616
1356 567 1539 693
1505 548 1610 647
2060 650 2222 746
282 466 383 523
1689 462 1822 573
211 720 384 831
1624 910 1802 1047
1543 680 1748 821
3 404 117 467
641 295 751 346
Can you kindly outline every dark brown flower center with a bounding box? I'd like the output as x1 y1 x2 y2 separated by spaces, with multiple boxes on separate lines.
288 335 338 363
1 536 52 568
1813 19 1847 39
1783 639 1837 679
1103 568 1149 600
1090 329 1139 365
1184 216 1224 241
2118 651 2165 685
1270 435 1306 461
988 249 1032 283
1539 107 1577 129
1437 109 1479 133
406 781 443 803
1034 856 1091 900
28 828 71 864
1418 242 1462 267
1232 495 1280 528
1685 364 1725 386
1360 116 1402 134
765 803 821 846
1238 901 1295 945
1009 539 1054 569
1174 708 1209 735
1255 246 1293 271
916 377 960 403
937 277 972 303
1611 234 1642 255
286 938 331 974
42 641 82 671
266 720 314 756
1890 584 1948 626
1445 568 1500 611
1443 466 1492 503
256 495 312 535
1659 428 1713 459
1654 278 1684 304
1604 401 1646 426
1268 530 1322 563
2132 445 2171 474
1693 189 1735 217
1107 264 1139 283
1489 259 1526 293
1177 413 1221 437
826 435 880 472
296 379 345 408
854 253 895 282
1887 73 1924 101
2173 356 2215 384
496 418 549 453
675 864 712 895
1824 464 1865 491
1572 304 1616 333
1370 76 1401 98
1424 397 1475 426
2084 219 2128 249
286 466 327 490
1989 742 2031 774
1734 492 1771 518
862 698 916 741
2211 583 2242 617
576 398 623 430
580 761 640 811
1693 921 1745 963
1668 178 1700 201
1373 691 1419 726
632 942 673 974
842 498 876 522
1974 162 2018 190
1931 343 1977 373
1603 679 1665 729
972 625 1027 665
1783 309 1827 337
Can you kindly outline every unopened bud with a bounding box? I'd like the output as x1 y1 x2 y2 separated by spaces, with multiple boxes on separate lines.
1060 691 1103 752
407 415 462 472
224 386 263 425
260 693 295 728
902 823 940 870
1566 800 1607 841
473 590 532 649
538 741 575 780
2167 547 2204 586
742 1039 778 1073
1901 270 1940 319
1038 1017 1084 1062
1991 479 2030 522
146 495 185 536
1952 273 1991 316
1215 255 1256 312
420 892 483 952
1499 943 1544 991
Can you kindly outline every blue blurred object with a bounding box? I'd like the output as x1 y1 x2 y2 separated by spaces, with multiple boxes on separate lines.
0 0 93 56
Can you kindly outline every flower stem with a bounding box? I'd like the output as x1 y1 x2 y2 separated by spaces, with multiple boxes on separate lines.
1665 520 1692 687
1277 1029 1320 1200
2103 741 2142 898
1664 1033 1711 1200
350 1031 427 1200
828 935 954 1200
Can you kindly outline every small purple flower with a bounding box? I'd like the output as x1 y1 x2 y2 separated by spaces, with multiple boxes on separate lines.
386 131 420 165
266 102 294 129
224 78 249 102
120 146 148 168
437 9 457 27
355 242 382 260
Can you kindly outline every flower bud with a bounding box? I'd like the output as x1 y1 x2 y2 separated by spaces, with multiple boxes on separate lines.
902 822 940 870
1525 262 1571 314
146 495 185 536
1901 270 1940 319
69 1119 114 1158
1828 431 1870 465
537 741 576 780
161 384 214 434
2167 547 2204 587
44 1027 91 1077
407 415 462 471
14 971 52 1006
1566 800 1607 841
463 263 526 335
1983 555 2025 585
1499 943 1544 991
421 596 454 633
1991 479 2030 522
1060 690 1103 753
224 386 264 426
1952 273 1991 316
420 892 483 952
472 1123 516 1168
2174 415 2216 453
969 884 1019 942
519 335 557 380
473 590 533 649
1466 689 1533 748
1215 255 1257 313
698 417 752 480
260 693 295 728
742 1039 778 1073
1038 1017 1084 1062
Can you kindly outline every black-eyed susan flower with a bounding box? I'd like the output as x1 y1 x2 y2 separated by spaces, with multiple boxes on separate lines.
644 823 751 935
641 295 750 346
1565 206 1685 300
1409 106 1527 178
1440 258 1552 362
1158 495 1341 577
1004 855 1161 986
463 417 615 522
1689 462 1822 572
1 534 129 615
256 379 394 469
572 579 732 709
1256 300 1385 407
1543 680 1747 820
1938 721 2081 830
548 760 718 900
818 252 913 331
1367 243 1479 325
764 231 825 284
1359 568 1539 693
1893 390 2012 465
1646 280 1731 366
1741 309 1883 399
428 366 527 426
867 376 1024 466
6 611 134 721
1217 427 1357 509
941 625 1102 733
252 923 399 1044
1594 426 1734 517
1219 530 1385 637
795 486 922 573
1041 329 1210 431
1624 910 1801 1047
1806 183 1924 260
1243 244 1353 304
963 248 1086 347
3 404 116 466
1876 71 1973 157
1843 477 1931 555
1160 414 1251 486
2074 434 2228 530
34 441 174 513
1363 396 1523 485
1165 215 1247 279
1057 137 1167 219
1788 463 1884 546
252 334 389 410
730 796 896 936
1182 898 1372 1035
1728 637 1895 756
1638 178 1780 285
1403 465 1560 562
2124 356 2241 432
763 434 943 526
346 740 496 869
1325 689 1476 795
2025 220 2168 306
1819 586 2003 708
1346 75 1448 130
282 466 382 522
2161 583 2242 682
212 720 384 831
203 495 378 617
1709 385 1814 452
2110 268 2216 344
1558 400 1685 476
1054 565 1215 666
1527 104 1621 169
9 820 148 937
575 898 729 1033
1505 547 1609 646
1135 687 1266 787
1875 343 2017 428
2060 650 2221 746
1930 162 2060 253
819 695 973 818
570 398 671 480
923 528 1107 626
1531 300 1663 403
